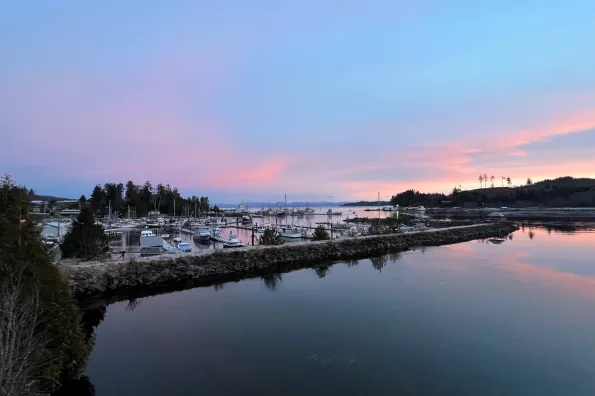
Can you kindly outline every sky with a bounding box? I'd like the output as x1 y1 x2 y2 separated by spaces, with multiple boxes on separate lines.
1 0 595 202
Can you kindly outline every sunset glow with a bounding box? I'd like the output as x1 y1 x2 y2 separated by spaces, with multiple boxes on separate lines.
1 1 594 201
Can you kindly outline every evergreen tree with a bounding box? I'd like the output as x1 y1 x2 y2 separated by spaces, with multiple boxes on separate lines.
259 228 284 245
0 175 90 392
312 225 330 241
89 184 105 213
61 208 109 259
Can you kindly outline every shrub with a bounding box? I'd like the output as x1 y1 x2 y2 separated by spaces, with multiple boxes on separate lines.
61 208 109 260
311 225 330 241
259 228 283 245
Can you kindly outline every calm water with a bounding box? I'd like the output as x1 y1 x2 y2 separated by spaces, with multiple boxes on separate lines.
83 224 595 396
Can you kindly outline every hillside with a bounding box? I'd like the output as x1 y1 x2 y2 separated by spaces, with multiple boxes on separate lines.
453 177 595 208
388 177 595 208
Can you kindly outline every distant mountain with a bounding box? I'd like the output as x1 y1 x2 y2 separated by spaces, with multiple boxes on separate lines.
342 201 391 207
213 201 347 208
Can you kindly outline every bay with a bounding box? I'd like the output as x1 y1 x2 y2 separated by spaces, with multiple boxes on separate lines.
76 224 595 396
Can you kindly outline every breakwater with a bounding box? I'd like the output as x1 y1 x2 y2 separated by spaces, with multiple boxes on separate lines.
65 223 517 298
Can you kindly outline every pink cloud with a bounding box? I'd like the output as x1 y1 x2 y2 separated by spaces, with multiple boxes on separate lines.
0 44 291 193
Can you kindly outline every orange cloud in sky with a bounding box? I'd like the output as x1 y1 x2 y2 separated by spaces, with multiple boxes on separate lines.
362 109 595 195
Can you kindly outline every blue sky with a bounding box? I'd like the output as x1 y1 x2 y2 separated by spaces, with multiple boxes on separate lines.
1 0 594 201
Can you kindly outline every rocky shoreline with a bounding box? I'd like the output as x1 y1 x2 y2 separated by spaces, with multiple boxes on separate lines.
64 223 518 299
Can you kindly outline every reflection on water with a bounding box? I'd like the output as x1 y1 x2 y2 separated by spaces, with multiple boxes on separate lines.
261 274 283 291
314 265 330 278
68 223 595 396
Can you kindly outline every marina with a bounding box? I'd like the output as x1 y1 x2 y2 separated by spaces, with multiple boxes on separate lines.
44 206 398 258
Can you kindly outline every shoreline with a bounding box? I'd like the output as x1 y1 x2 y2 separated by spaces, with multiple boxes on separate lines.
426 207 595 221
64 222 518 300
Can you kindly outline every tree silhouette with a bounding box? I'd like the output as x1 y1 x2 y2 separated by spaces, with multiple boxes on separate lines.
526 178 533 185
483 174 488 188
344 259 359 267
314 266 330 278
370 256 388 272
61 208 109 259
262 274 283 291
312 225 330 241
388 252 402 263
478 174 484 188
259 228 283 245
490 175 495 188
507 177 512 187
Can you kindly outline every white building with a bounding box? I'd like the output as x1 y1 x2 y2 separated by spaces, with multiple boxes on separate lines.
41 221 71 242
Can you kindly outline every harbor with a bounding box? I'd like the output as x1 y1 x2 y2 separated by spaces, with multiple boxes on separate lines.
43 205 402 260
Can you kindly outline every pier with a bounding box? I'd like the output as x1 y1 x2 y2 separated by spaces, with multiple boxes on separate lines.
65 223 518 297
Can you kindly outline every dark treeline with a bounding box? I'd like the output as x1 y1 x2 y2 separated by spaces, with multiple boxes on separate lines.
390 177 595 208
88 181 216 217
0 175 90 394
390 189 447 207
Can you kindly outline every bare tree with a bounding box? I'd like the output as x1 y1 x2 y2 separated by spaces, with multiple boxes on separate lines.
478 174 484 188
483 173 488 188
0 268 51 396
490 175 495 188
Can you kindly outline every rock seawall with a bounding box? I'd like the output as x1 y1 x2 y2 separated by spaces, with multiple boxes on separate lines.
66 223 517 297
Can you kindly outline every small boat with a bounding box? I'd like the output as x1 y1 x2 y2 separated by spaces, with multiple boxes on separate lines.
253 223 274 236
489 237 506 244
382 206 394 211
279 226 302 238
140 230 155 237
326 209 342 216
194 227 211 240
223 233 244 248
291 208 305 216
210 226 221 236
177 242 192 252
173 237 182 243
242 215 252 224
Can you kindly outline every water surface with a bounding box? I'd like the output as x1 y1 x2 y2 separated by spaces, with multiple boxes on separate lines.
83 225 595 396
